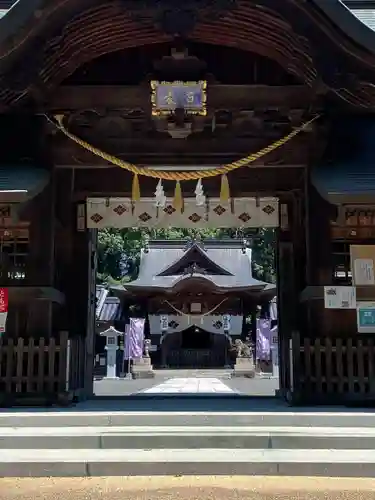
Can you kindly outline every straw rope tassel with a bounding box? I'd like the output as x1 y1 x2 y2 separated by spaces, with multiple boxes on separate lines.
173 181 183 212
132 173 141 202
220 174 230 203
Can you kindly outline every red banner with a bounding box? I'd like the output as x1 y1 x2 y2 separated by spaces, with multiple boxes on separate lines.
0 288 8 313
0 288 8 334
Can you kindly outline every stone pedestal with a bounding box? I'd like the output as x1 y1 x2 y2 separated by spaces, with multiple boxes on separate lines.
132 357 155 379
232 357 255 378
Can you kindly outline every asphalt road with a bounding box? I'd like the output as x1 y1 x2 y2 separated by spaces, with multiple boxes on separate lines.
1 477 375 500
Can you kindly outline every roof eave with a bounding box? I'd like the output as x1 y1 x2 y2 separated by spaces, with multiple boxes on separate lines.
311 0 375 55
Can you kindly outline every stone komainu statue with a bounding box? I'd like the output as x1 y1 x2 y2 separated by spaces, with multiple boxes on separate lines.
234 339 252 358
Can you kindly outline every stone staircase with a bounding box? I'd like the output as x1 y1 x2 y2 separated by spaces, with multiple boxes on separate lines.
1 410 375 477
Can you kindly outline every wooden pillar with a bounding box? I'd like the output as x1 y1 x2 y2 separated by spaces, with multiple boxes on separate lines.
70 228 96 397
308 187 333 285
25 172 55 336
54 169 96 398
277 190 307 397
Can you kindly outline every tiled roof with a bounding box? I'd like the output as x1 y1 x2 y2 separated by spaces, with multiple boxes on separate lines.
97 296 121 322
126 240 270 291
350 7 375 31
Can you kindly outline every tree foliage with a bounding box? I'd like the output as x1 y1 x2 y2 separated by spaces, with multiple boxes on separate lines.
97 227 276 285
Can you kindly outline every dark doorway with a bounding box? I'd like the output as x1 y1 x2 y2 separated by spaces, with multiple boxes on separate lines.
181 326 211 349
164 327 229 368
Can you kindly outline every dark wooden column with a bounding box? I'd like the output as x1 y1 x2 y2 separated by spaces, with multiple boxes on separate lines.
25 173 55 336
277 190 306 397
307 187 333 285
54 169 96 397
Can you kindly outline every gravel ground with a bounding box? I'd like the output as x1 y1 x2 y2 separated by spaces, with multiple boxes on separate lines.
1 476 375 500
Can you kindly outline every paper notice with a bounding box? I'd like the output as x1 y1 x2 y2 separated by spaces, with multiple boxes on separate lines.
324 286 356 309
357 302 375 333
353 258 375 285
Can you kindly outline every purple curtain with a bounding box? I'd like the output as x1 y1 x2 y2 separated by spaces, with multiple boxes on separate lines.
256 318 272 361
124 318 145 360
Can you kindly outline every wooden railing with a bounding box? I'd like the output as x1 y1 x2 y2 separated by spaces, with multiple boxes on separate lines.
0 332 87 404
0 332 69 397
292 332 375 403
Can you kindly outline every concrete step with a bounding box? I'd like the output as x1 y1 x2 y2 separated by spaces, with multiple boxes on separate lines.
1 448 375 477
2 425 375 450
1 411 375 428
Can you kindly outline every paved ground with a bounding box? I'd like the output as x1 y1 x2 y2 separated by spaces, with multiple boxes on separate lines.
1 476 375 500
93 371 279 397
142 377 236 393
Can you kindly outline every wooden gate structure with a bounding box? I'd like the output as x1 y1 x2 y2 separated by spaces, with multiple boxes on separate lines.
0 0 375 404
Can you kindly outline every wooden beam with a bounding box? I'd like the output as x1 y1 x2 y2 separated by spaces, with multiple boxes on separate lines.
72 166 305 199
49 85 321 112
51 134 314 166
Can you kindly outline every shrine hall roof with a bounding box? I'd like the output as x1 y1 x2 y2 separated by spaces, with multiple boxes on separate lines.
0 1 374 32
125 239 274 293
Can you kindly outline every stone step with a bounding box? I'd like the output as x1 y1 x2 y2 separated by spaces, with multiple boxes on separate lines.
1 425 375 450
1 411 375 428
1 448 375 477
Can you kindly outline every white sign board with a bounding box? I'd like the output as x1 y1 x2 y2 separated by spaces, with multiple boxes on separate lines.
357 302 375 333
160 315 168 331
353 259 375 285
324 286 356 309
223 314 231 331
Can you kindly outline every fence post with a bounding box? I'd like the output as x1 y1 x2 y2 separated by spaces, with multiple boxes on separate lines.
66 339 71 392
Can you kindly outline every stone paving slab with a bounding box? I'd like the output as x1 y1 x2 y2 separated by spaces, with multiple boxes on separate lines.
2 448 375 477
2 410 375 427
93 373 278 397
3 425 375 450
142 377 237 394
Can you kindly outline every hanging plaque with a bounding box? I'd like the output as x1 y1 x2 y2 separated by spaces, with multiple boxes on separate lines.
324 286 356 309
357 302 375 333
151 80 207 116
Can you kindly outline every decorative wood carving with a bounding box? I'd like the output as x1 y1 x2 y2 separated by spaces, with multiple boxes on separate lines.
51 133 316 168
123 0 237 37
49 85 319 113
